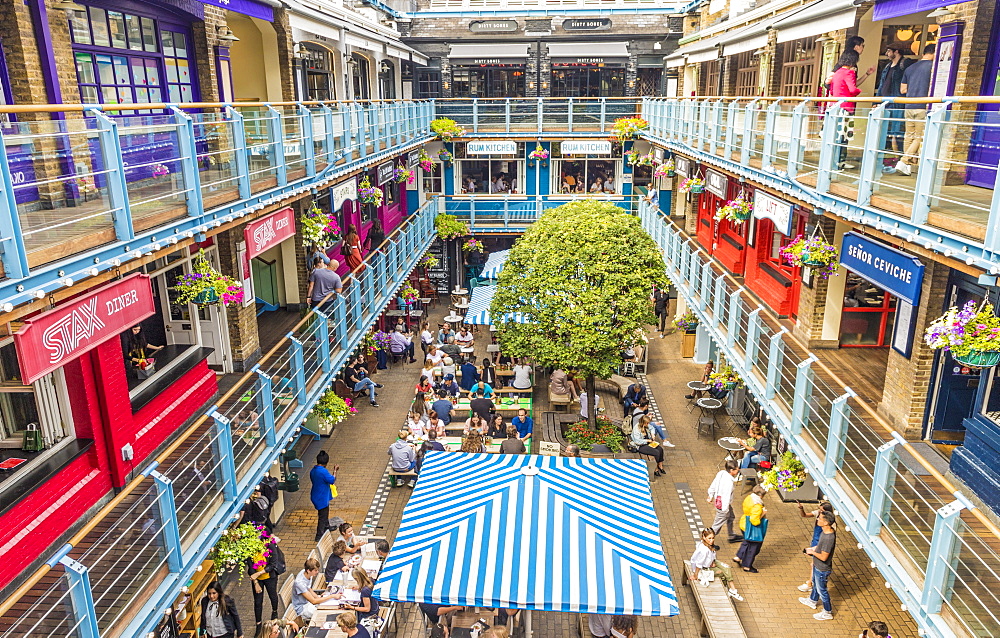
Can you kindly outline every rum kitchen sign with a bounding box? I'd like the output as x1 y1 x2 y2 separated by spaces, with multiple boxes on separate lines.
15 274 156 384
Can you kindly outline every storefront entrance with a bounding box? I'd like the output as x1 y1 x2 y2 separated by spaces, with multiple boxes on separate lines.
967 9 1000 187
839 272 897 346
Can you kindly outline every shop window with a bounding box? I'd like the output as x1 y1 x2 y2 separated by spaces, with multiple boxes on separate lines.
415 68 442 98
550 65 625 98
551 142 623 194
379 60 396 100
0 341 73 453
703 59 721 96
422 162 443 194
70 6 195 109
839 273 897 346
779 38 818 97
303 43 335 101
351 53 371 100
734 51 758 97
451 66 525 98
880 24 939 59
383 178 399 206
455 142 524 194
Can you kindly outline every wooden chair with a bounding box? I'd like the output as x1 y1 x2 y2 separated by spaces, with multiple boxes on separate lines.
317 531 335 562
278 574 295 609
307 549 324 588
282 604 300 626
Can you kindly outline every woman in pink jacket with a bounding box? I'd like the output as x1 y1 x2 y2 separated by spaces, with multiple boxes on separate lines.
829 50 862 170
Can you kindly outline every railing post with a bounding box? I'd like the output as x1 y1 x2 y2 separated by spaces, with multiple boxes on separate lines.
986 179 1000 254
211 411 238 501
288 335 307 405
254 368 277 446
87 108 134 241
313 309 331 374
340 105 352 154
226 107 252 200
726 291 742 348
911 105 947 226
857 101 887 206
744 308 762 369
707 99 722 153
599 99 607 133
699 260 712 311
789 355 817 435
567 97 574 132
505 99 511 132
363 255 376 315
823 390 856 477
711 273 726 322
867 437 901 535
298 103 316 177
60 556 101 638
537 98 544 135
0 130 30 278
264 105 287 187
350 282 364 331
762 100 780 169
764 329 785 400
358 106 369 159
724 101 738 161
150 471 183 572
921 496 971 613
169 106 204 217
472 98 480 134
816 102 844 193
334 295 350 350
740 99 758 166
321 104 336 166
786 101 808 179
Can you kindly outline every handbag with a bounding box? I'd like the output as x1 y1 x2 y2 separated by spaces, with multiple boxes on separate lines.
330 484 339 498
714 496 723 510
743 515 768 542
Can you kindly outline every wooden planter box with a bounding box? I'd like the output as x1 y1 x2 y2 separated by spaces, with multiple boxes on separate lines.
680 331 696 358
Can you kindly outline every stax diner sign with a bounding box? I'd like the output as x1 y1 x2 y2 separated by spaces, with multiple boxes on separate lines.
244 207 295 276
14 274 156 384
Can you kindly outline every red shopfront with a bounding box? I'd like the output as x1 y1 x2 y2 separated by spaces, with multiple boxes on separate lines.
743 191 807 318
0 275 217 584
694 168 750 276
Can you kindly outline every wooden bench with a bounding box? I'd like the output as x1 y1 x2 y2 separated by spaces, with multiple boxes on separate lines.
681 560 747 638
548 388 573 412
608 374 634 399
388 468 417 487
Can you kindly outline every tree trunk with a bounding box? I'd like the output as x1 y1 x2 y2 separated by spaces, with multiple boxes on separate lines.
586 374 597 429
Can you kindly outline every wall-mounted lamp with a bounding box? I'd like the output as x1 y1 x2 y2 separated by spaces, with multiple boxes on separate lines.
442 81 450 90
653 41 662 51
217 26 240 43
528 80 536 90
814 35 832 44
753 48 766 57
627 79 635 88
380 61 391 74
52 0 86 16
294 42 307 59
541 81 549 90
926 5 956 18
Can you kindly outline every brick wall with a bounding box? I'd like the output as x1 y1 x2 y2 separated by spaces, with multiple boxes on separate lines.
878 258 950 437
216 226 262 371
791 216 836 346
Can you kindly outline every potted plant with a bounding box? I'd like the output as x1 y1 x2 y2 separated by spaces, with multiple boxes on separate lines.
673 310 699 333
430 117 465 142
715 196 753 224
212 523 269 582
529 144 549 161
780 234 839 278
373 330 392 352
315 389 357 430
637 152 659 167
399 283 419 305
173 251 244 306
394 162 415 185
760 451 818 501
151 163 170 179
625 149 641 165
708 365 741 390
435 213 469 240
437 148 453 164
610 117 649 143
654 159 676 178
358 176 384 206
419 253 439 271
418 148 434 171
564 416 625 453
678 177 705 194
925 300 1000 368
301 201 341 247
462 238 484 253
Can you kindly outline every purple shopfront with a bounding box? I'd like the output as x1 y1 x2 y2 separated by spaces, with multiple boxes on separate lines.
336 158 409 274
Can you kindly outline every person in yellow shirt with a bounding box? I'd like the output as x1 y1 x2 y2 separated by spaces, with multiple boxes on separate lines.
733 485 768 573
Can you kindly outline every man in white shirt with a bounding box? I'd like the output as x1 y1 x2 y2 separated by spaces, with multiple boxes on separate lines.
455 327 474 348
707 460 742 543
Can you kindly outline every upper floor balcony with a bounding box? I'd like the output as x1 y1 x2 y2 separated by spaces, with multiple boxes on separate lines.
413 0 687 15
643 96 1000 274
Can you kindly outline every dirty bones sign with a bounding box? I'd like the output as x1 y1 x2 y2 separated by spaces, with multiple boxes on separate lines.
14 274 156 384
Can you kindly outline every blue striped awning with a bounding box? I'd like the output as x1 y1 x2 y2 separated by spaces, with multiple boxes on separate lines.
480 249 511 280
464 285 531 326
373 452 679 616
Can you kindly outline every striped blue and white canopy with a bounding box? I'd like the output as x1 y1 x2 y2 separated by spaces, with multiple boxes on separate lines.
479 249 511 280
373 452 679 616
463 285 530 326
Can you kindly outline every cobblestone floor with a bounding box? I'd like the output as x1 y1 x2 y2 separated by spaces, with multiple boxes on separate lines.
230 316 919 638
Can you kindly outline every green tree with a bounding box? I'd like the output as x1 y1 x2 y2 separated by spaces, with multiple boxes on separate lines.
491 201 668 427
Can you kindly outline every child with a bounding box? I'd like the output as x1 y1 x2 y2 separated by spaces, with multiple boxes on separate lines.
690 528 742 600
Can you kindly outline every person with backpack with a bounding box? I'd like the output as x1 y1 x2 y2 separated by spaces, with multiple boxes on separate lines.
247 533 285 634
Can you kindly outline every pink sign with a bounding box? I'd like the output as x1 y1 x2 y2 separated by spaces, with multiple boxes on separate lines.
14 274 156 384
245 207 295 263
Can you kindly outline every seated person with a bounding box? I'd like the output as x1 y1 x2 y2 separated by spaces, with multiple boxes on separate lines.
488 414 506 439
511 408 533 444
426 412 447 437
425 345 444 367
324 540 349 582
419 603 465 638
549 369 579 401
437 325 454 344
292 559 339 622
388 430 417 483
455 327 475 348
430 390 455 425
622 382 646 415
415 375 433 396
389 326 416 363
740 424 771 469
459 360 480 391
469 381 494 398
469 389 494 422
499 425 526 454
464 414 489 436
440 356 456 379
684 360 715 400
440 336 463 362
437 373 461 397
405 410 427 438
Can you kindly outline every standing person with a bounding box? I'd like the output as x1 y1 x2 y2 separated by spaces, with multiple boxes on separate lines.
652 287 669 336
896 44 936 176
308 245 331 269
589 614 613 638
707 460 742 543
365 219 386 252
309 451 338 542
481 358 498 388
797 502 836 592
875 43 911 171
307 258 343 309
247 534 283 634
799 511 837 620
342 224 364 271
579 389 600 420
200 581 243 638
829 50 862 170
125 324 163 377
690 528 743 600
420 322 434 359
631 415 666 477
459 358 480 391
733 485 768 573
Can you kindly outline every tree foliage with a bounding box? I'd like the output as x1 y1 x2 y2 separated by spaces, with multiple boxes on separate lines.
491 201 668 381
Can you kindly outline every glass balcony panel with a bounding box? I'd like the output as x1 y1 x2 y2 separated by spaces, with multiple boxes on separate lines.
193 112 240 210
239 106 279 193
118 114 188 232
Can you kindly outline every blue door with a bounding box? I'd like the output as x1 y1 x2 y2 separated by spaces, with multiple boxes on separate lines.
930 284 986 439
966 12 1000 187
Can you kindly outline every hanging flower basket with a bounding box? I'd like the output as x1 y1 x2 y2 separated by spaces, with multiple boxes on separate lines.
394 162 415 185
462 237 484 253
708 365 741 390
212 523 270 582
373 330 392 351
418 148 434 172
673 309 699 333
780 234 839 279
301 201 341 247
151 163 170 178
358 176 384 206
399 283 419 305
610 117 649 143
419 253 439 270
925 301 1000 366
437 148 453 164
653 160 675 179
430 117 465 142
435 213 469 240
759 451 807 492
678 177 704 194
529 144 549 160
715 196 753 224
173 250 244 307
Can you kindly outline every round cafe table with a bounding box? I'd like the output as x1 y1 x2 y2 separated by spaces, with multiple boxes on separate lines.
444 314 464 330
451 287 468 295
687 381 712 393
